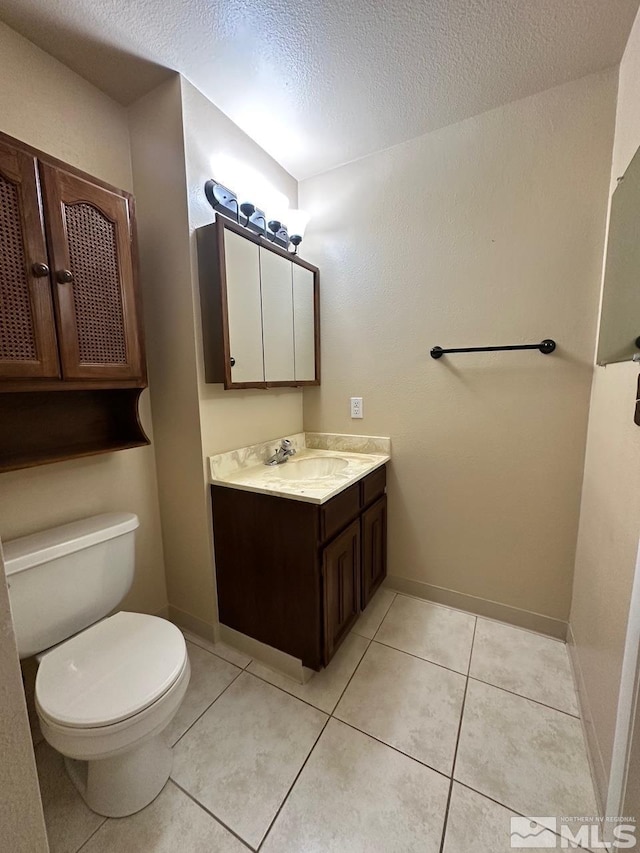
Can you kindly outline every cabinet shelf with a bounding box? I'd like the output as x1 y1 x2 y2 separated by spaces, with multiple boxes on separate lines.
0 389 149 472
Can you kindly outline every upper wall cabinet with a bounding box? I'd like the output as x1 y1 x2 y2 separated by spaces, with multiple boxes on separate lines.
39 164 143 381
0 141 60 379
0 132 148 472
197 216 320 389
0 138 144 385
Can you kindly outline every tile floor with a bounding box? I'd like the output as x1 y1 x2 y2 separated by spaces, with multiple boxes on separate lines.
34 589 598 852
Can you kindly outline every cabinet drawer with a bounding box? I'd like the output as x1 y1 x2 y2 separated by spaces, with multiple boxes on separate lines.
361 465 386 508
320 483 360 543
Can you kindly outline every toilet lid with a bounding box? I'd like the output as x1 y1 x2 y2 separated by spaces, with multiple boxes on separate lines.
36 612 187 729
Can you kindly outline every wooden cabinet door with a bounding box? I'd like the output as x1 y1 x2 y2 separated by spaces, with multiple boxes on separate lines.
222 227 264 385
39 163 143 381
361 495 387 609
292 264 317 382
322 519 361 663
0 141 59 379
260 247 294 382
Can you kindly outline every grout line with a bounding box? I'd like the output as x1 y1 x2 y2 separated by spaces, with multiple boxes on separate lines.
257 716 332 851
170 779 255 851
466 617 477 676
243 668 334 715
256 637 375 850
331 716 451 782
371 637 470 678
362 591 397 643
438 617 477 853
74 817 108 852
245 633 373 717
466 675 581 719
453 780 593 851
171 666 244 748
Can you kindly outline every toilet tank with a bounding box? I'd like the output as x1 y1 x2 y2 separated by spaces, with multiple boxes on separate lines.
3 512 139 658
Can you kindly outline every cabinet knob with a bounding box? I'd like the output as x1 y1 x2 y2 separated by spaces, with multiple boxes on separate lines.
31 262 50 278
230 357 236 367
56 269 74 284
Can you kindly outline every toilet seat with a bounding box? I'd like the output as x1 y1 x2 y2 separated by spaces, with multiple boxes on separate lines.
36 611 187 729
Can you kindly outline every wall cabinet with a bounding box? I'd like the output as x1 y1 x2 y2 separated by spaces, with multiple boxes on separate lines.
197 216 320 389
0 132 148 471
211 465 387 670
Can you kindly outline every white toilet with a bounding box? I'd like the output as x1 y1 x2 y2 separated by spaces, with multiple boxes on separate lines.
4 512 191 818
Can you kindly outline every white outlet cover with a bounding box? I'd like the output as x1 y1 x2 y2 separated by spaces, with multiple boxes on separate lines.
350 397 363 418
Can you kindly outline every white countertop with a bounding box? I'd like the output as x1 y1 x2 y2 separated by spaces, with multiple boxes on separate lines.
208 433 390 505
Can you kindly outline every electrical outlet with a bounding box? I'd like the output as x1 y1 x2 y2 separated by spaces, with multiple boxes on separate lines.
350 397 363 419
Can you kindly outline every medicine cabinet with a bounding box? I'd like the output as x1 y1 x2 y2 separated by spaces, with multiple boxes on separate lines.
197 217 320 389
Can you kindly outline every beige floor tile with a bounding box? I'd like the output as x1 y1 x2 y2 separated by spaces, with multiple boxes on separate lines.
445 784 593 852
334 641 465 774
181 629 252 668
454 680 597 821
470 618 579 715
351 587 396 639
375 595 476 674
247 632 369 713
165 642 241 745
35 742 104 853
261 718 449 853
171 672 327 848
443 783 560 852
81 781 248 852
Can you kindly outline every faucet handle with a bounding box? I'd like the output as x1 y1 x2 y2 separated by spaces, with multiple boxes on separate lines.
281 438 293 448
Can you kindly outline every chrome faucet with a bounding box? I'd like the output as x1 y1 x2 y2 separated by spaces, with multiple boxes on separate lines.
265 438 297 466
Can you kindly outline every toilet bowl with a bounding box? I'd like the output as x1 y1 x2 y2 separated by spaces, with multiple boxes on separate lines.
4 513 191 817
36 611 190 817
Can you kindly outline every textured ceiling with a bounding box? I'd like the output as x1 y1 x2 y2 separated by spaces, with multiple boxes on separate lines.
1 0 638 178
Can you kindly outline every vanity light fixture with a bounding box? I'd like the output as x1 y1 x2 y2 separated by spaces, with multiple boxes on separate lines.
267 219 290 249
286 209 311 254
205 180 267 236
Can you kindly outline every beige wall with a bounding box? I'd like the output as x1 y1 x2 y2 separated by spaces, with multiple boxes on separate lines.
180 77 303 457
129 76 302 639
0 545 48 853
570 7 640 810
128 76 218 637
300 71 616 635
0 21 167 617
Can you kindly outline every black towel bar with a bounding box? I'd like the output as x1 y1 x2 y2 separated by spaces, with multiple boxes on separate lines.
430 339 556 359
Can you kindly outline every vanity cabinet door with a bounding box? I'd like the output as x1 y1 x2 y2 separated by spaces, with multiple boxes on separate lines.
322 519 361 663
223 228 264 384
0 141 60 379
292 264 317 382
361 495 387 609
40 163 143 382
260 247 294 382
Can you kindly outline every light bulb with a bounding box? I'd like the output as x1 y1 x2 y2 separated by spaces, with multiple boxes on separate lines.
286 209 310 238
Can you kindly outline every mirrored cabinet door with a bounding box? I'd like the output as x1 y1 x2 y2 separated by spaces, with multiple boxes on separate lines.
223 227 264 384
293 264 317 382
260 247 294 382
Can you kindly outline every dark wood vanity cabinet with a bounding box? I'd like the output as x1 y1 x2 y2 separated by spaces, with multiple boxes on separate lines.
211 465 387 670
0 132 148 471
323 519 361 663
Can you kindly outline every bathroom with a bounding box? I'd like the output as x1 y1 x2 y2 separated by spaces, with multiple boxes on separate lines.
1 1 640 850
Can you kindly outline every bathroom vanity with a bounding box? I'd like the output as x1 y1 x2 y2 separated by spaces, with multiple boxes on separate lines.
209 434 390 670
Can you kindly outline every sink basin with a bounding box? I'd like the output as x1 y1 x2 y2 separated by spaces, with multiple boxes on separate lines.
270 457 349 480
